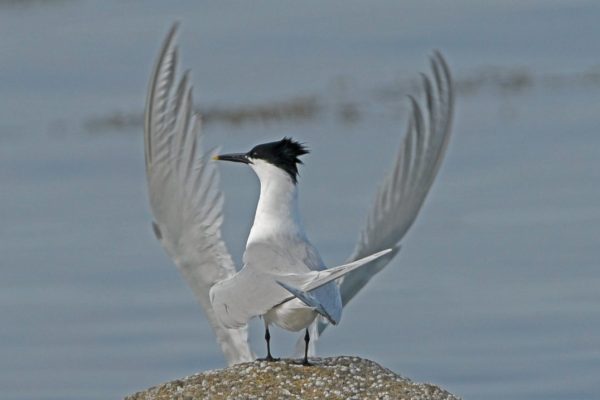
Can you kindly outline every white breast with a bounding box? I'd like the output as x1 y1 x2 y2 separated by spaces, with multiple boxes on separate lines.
241 157 341 331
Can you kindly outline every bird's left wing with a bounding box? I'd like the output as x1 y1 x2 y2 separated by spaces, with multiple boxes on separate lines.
144 24 253 365
280 249 393 294
318 52 454 335
276 249 392 324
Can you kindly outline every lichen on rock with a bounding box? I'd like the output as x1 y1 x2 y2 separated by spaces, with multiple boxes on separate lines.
125 356 460 400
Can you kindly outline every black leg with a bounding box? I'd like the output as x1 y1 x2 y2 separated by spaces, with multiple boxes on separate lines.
302 328 311 366
260 326 279 362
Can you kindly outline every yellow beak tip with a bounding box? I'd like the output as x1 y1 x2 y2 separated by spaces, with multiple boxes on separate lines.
212 155 220 161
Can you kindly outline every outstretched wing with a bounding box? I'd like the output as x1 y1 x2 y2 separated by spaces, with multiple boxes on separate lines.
276 249 392 324
144 24 253 365
319 52 454 334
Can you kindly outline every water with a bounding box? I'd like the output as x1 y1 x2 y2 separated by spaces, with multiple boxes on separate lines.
1 1 599 399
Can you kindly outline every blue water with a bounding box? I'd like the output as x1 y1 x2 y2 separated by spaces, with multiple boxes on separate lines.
1 2 599 399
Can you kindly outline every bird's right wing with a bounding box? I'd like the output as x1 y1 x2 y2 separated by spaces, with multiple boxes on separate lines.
333 52 455 325
144 24 253 365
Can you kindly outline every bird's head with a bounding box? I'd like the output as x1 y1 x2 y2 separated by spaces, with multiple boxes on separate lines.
213 137 309 184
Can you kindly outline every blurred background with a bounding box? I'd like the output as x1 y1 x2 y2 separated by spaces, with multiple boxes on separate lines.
1 1 599 399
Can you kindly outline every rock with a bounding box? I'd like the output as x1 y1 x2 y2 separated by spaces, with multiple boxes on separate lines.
125 356 460 400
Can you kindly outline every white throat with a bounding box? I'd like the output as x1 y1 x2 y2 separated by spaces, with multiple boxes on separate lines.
247 159 302 244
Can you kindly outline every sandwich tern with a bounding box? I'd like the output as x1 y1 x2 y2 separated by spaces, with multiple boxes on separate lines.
143 23 454 365
210 139 391 364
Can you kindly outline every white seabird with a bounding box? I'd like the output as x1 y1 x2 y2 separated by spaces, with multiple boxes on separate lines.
143 23 454 365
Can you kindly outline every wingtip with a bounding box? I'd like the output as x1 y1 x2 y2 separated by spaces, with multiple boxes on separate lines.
367 248 394 263
159 22 180 54
168 21 181 37
276 280 337 325
159 23 181 65
431 49 445 64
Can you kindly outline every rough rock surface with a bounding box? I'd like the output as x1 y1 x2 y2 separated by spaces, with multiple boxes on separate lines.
125 356 460 400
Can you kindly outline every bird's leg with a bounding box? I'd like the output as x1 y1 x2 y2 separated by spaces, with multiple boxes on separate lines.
302 328 311 366
259 325 279 362
265 326 275 361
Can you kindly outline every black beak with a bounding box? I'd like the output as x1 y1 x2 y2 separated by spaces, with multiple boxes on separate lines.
212 153 251 164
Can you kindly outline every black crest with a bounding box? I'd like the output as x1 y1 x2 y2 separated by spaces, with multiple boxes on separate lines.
247 137 309 183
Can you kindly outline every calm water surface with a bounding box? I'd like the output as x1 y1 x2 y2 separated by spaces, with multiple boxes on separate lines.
1 2 599 399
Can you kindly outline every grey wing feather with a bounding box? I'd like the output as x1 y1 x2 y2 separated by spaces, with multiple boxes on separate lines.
320 52 454 334
276 281 337 325
288 249 393 294
276 249 392 323
144 24 253 365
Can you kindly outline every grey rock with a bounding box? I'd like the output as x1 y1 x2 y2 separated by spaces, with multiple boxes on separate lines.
125 356 460 400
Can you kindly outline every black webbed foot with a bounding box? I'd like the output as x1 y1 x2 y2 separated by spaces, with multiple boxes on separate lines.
258 354 280 362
